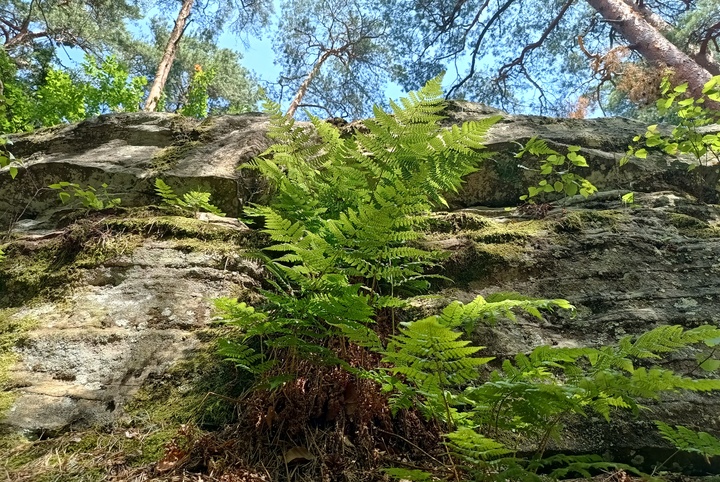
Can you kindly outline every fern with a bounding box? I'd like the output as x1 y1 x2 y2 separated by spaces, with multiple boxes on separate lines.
216 339 275 374
444 427 511 466
381 316 493 423
438 293 574 332
219 76 502 376
656 422 720 460
154 178 225 216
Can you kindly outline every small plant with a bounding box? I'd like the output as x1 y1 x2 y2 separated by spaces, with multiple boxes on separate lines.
82 54 147 115
516 137 597 202
0 136 20 180
49 181 121 211
622 75 720 169
154 178 225 216
180 64 217 119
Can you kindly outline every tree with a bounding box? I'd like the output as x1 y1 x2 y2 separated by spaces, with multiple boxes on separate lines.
143 0 273 113
381 0 720 114
1 0 141 63
586 0 716 100
129 18 262 114
144 0 194 112
273 0 390 119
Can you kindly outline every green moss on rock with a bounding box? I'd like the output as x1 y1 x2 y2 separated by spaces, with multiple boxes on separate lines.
151 141 202 172
0 310 37 415
555 209 628 233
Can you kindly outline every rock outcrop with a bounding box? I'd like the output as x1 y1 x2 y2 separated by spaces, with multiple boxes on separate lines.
1 105 720 477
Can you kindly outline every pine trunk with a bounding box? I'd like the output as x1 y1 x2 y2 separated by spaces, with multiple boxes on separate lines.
143 0 195 112
585 0 714 99
285 50 335 118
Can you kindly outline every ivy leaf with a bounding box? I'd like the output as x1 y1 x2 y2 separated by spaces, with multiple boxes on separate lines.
634 148 648 159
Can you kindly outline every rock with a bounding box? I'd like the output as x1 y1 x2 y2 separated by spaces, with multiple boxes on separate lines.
1 112 272 225
1 105 720 475
427 190 720 472
1 218 262 437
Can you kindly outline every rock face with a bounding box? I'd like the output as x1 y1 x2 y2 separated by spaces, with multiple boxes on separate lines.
1 112 272 225
1 105 720 474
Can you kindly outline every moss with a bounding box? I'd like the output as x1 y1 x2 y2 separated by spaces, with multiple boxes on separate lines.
0 220 143 308
667 213 720 238
0 341 242 480
151 140 201 171
0 310 38 415
466 219 545 244
126 344 251 429
555 209 628 233
106 214 263 245
0 426 179 481
424 211 492 233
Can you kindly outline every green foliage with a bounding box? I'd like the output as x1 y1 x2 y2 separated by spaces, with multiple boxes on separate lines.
0 136 19 180
381 315 494 422
622 75 720 169
656 422 720 461
82 55 147 115
1 53 146 133
48 182 121 212
180 65 217 118
216 75 500 374
0 51 35 133
154 178 225 216
516 137 597 202
382 312 720 479
33 69 87 126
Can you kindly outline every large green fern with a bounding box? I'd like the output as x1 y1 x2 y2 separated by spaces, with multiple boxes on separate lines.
219 75 501 375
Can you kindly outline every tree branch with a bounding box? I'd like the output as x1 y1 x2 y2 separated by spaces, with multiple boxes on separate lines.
496 0 575 83
445 0 517 99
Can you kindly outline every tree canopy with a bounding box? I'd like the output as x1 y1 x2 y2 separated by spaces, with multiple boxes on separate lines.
1 0 719 127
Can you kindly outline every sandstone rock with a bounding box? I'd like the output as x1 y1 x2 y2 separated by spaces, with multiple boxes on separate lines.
1 105 720 476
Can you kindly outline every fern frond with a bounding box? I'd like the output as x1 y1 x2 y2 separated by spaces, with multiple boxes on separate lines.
383 317 493 392
656 422 720 458
216 339 272 374
444 427 511 465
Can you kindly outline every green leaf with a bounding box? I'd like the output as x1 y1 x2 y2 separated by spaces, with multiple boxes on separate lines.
564 183 578 196
621 192 634 204
699 359 720 372
567 152 588 167
9 166 18 179
58 192 71 204
634 148 648 159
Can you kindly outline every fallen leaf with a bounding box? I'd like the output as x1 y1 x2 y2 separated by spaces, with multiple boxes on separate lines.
284 446 315 464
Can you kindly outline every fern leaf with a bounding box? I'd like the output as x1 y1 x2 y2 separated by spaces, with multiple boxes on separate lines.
445 427 511 465
656 422 720 458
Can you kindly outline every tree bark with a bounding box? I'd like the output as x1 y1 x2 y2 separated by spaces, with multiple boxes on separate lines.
285 49 335 118
143 0 194 112
620 0 720 76
585 0 714 100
